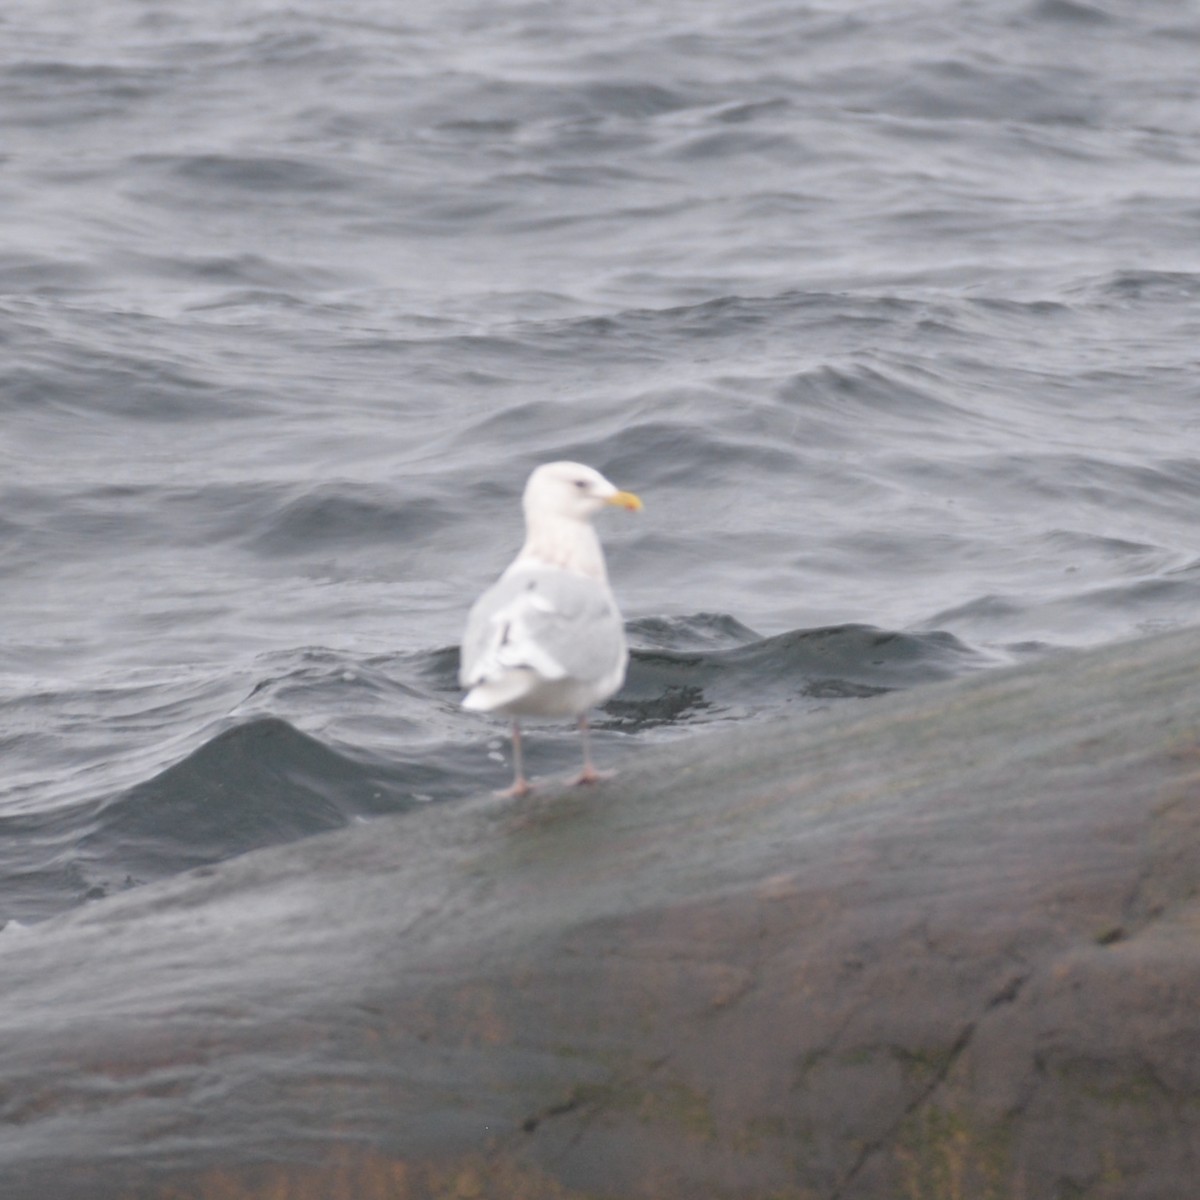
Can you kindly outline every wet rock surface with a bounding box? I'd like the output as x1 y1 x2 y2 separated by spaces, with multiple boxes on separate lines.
3 626 1200 1199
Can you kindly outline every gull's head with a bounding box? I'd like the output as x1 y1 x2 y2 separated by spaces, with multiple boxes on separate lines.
523 461 643 523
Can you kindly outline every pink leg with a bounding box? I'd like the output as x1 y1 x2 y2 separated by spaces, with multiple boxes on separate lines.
495 719 533 798
571 714 612 786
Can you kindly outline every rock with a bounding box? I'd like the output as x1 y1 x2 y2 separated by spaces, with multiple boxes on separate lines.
2 626 1199 1199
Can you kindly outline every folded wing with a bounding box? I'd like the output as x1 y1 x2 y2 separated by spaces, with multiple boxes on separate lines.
460 566 626 703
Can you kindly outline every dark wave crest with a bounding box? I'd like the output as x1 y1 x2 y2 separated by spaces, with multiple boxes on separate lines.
611 619 988 730
76 717 411 888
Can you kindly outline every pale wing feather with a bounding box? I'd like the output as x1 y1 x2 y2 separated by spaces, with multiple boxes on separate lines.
460 566 625 690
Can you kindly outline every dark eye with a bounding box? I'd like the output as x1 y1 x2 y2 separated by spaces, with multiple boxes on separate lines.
573 479 589 490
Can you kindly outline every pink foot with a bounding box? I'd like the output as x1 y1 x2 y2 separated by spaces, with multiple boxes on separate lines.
569 766 613 787
494 777 534 799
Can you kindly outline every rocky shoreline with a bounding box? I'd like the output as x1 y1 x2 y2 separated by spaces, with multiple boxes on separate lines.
3 625 1199 1199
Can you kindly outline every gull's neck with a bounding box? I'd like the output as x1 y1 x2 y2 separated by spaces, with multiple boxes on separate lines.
509 511 609 582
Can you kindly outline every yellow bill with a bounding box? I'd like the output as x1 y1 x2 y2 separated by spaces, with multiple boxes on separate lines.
607 490 643 512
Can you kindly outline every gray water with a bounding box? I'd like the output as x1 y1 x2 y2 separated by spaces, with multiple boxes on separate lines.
3 0 1199 924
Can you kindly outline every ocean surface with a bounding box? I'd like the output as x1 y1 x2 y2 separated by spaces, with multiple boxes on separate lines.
2 0 1198 926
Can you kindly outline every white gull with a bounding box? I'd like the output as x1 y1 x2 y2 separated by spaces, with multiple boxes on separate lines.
460 461 642 796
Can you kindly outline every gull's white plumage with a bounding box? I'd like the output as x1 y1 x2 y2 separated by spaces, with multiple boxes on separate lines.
460 461 642 795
